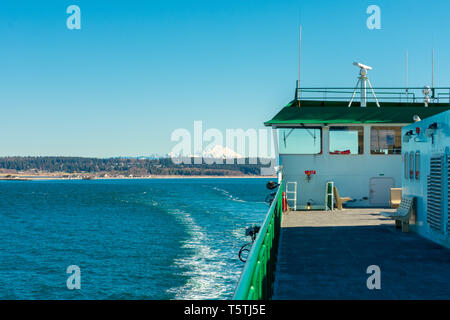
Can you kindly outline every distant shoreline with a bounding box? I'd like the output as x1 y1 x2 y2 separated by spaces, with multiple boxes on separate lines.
0 156 272 179
0 175 276 181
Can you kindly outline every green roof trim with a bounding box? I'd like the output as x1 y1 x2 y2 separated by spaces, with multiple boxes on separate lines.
264 100 450 126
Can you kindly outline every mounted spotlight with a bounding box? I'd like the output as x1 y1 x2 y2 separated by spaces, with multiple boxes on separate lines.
423 86 431 107
425 122 438 143
403 130 414 143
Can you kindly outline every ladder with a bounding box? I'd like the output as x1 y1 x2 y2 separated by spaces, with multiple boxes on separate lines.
325 181 334 211
286 182 297 211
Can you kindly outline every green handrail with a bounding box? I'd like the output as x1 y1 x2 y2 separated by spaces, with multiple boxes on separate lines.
233 181 284 300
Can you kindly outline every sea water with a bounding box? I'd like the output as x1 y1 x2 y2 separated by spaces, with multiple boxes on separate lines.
0 178 270 299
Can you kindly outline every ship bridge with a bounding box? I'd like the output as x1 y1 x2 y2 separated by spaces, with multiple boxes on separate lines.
265 87 450 210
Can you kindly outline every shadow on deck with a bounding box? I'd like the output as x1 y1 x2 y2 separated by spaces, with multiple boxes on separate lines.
273 209 450 300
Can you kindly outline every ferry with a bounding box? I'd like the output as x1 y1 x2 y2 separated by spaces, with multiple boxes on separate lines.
233 64 450 300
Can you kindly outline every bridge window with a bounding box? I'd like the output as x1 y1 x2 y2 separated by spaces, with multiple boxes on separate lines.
329 126 364 155
370 126 402 155
278 127 322 155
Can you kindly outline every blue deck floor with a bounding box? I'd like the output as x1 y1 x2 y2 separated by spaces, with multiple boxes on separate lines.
273 209 450 300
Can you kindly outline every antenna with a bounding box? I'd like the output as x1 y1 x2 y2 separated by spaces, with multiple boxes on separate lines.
348 62 380 108
405 50 409 103
432 48 434 89
298 25 302 108
406 50 409 102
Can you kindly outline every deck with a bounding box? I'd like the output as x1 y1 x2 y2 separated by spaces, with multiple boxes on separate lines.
273 208 450 299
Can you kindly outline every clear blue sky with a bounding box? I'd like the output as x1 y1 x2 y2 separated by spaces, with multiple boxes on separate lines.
0 0 449 157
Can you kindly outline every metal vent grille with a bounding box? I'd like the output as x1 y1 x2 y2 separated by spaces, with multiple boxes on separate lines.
448 155 450 234
427 155 444 232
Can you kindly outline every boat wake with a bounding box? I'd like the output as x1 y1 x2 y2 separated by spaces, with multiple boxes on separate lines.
165 208 239 300
211 186 247 203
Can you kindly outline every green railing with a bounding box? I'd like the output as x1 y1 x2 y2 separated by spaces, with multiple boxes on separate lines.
233 181 284 300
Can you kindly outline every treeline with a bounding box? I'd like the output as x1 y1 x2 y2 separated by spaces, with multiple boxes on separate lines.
0 157 272 176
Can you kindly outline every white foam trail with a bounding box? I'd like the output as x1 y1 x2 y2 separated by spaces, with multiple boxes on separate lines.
212 186 247 203
166 209 239 300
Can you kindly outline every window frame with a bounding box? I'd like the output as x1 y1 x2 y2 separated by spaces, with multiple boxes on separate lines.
370 126 402 155
415 151 420 180
409 152 415 180
278 126 323 155
328 125 364 155
404 152 409 180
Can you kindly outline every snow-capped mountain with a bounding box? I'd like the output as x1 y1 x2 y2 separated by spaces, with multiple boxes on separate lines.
168 145 245 159
201 145 244 159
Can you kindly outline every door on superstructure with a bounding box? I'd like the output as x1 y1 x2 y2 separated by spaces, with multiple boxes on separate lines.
369 177 395 206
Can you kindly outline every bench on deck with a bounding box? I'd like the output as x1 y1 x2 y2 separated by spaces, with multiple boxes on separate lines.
389 188 402 208
333 186 352 210
381 196 415 232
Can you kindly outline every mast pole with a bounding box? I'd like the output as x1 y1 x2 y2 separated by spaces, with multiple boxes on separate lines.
405 50 409 103
298 25 302 108
432 48 434 89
